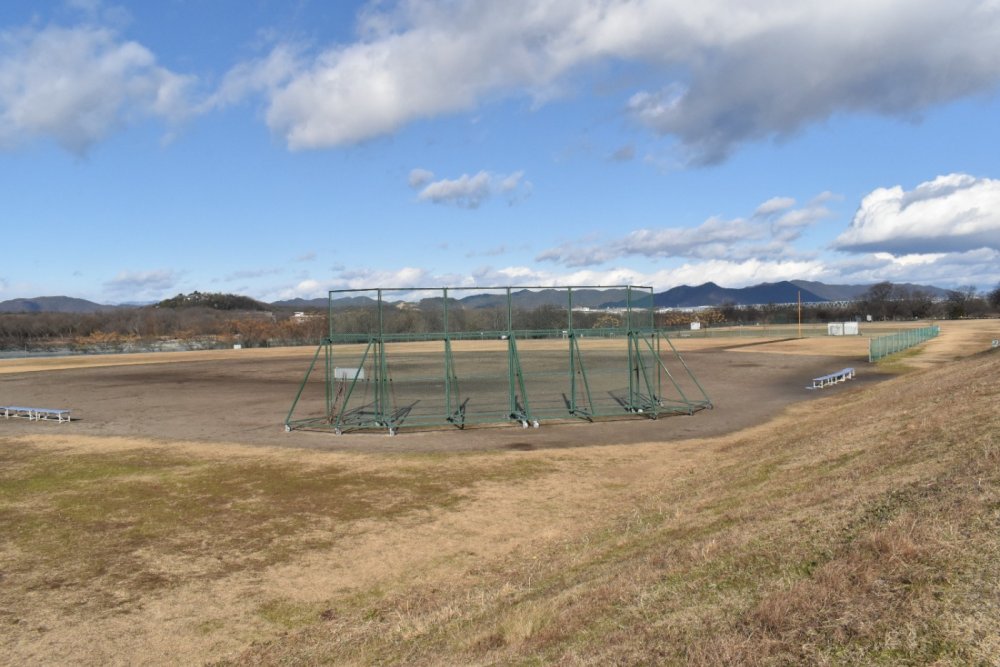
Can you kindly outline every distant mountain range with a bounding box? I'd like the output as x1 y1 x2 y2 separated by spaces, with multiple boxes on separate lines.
273 288 636 311
788 280 951 302
1 281 955 314
0 296 118 313
618 280 952 309
640 281 825 308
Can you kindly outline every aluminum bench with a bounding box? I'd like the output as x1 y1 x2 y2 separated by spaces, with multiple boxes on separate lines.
811 367 855 389
2 406 72 422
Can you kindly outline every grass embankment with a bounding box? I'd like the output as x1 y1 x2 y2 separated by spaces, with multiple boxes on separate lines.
234 350 999 664
1 347 997 664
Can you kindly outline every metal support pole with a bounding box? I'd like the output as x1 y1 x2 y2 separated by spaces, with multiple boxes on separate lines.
285 340 327 430
324 340 333 420
568 287 576 414
334 340 375 434
443 287 451 419
506 287 516 419
626 287 636 410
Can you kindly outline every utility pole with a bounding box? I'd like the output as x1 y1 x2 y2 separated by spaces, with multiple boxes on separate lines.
797 290 802 338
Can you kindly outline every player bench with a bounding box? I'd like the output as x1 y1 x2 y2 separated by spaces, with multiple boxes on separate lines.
1 406 72 423
811 367 855 389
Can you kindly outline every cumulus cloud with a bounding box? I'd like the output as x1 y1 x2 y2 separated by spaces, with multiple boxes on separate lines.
270 266 476 300
835 173 1000 254
417 171 493 208
240 0 1000 162
619 217 764 259
476 258 831 291
538 193 831 267
103 269 178 297
408 168 435 188
0 23 196 154
410 169 531 208
622 2 1000 164
263 2 564 150
200 44 301 112
536 243 619 268
754 197 796 218
827 248 1000 288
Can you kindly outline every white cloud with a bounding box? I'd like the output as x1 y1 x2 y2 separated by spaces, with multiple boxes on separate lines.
835 173 1000 254
771 204 833 241
408 168 435 188
267 244 1000 299
619 217 763 259
200 44 301 112
103 269 178 297
417 171 492 208
478 258 831 290
0 24 196 154
498 170 525 193
538 193 831 266
536 243 618 268
340 266 430 288
642 259 831 289
754 197 796 218
264 2 562 150
827 248 1000 289
278 278 323 300
622 2 1000 164
412 169 530 208
242 0 1000 162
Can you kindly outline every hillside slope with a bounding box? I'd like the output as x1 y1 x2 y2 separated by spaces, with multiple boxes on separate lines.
235 347 1000 664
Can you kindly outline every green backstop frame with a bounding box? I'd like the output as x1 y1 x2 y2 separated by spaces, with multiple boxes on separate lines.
285 285 712 435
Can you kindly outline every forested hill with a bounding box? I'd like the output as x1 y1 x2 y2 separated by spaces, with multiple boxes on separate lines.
156 292 271 311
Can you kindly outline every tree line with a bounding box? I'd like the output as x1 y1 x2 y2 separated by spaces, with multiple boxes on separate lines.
0 307 326 352
2 282 998 352
703 282 999 326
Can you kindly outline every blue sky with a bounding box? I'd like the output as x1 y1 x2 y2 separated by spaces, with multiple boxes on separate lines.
2 0 999 304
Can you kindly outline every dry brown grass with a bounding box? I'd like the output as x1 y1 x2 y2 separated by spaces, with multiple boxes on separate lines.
1 320 997 664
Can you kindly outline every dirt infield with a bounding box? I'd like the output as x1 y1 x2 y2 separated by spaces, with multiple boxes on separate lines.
0 333 887 452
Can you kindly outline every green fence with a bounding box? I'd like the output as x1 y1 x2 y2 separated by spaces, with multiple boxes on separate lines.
868 325 940 362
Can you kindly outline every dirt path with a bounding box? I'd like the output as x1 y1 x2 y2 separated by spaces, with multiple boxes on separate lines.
899 319 998 368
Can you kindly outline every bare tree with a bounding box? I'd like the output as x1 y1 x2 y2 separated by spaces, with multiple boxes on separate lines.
989 283 1000 313
863 281 895 321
